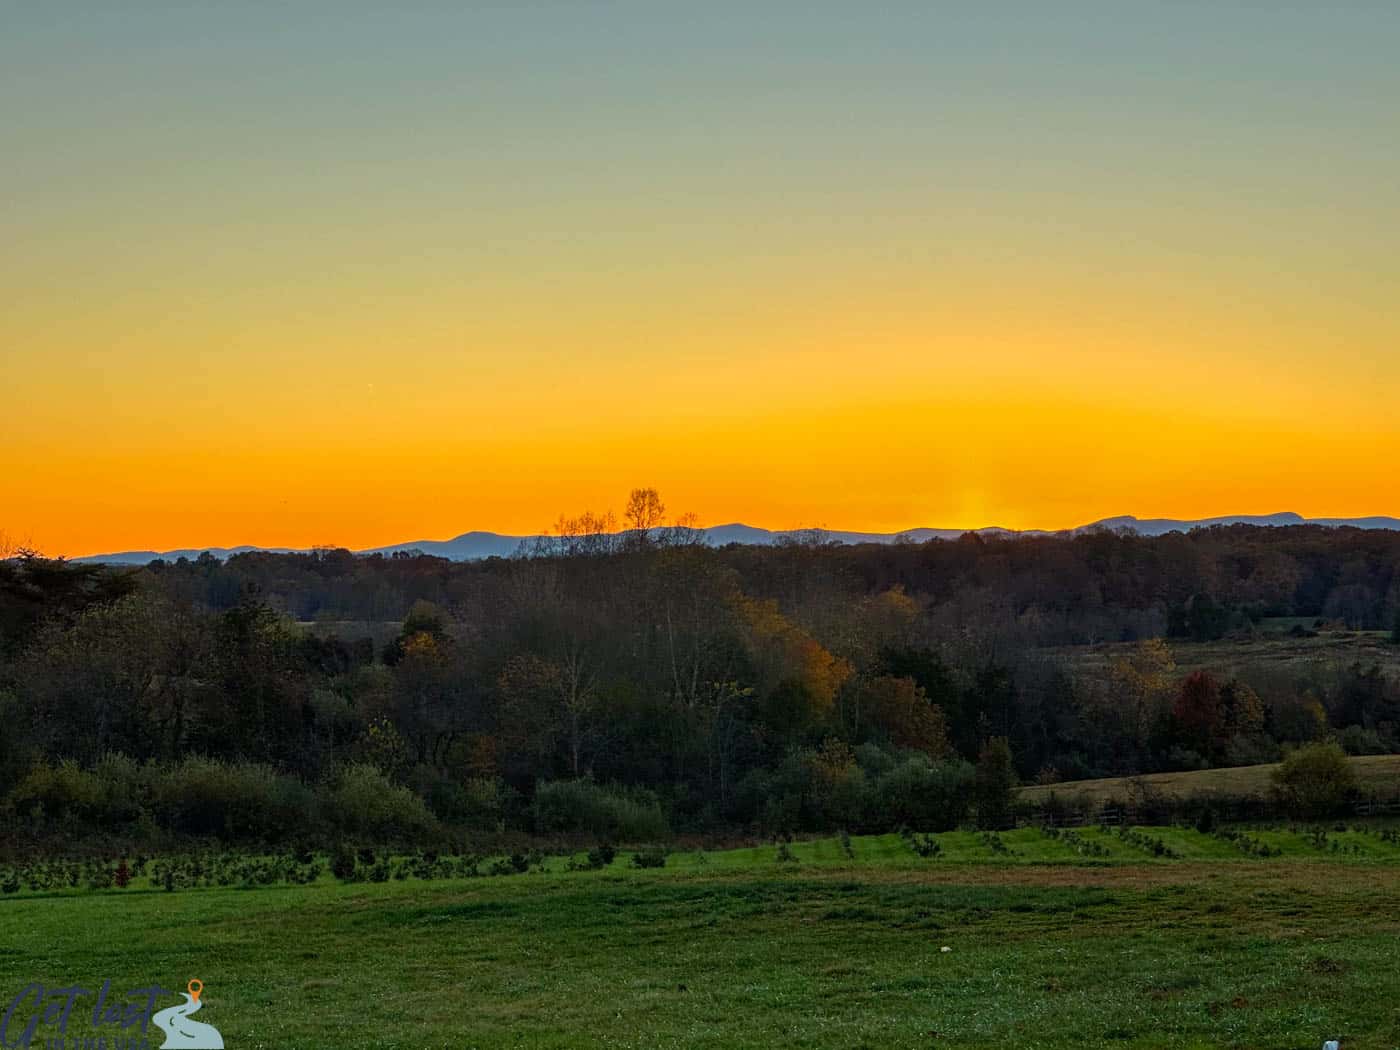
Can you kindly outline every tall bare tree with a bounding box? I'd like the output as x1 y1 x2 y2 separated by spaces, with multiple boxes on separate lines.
624 487 666 536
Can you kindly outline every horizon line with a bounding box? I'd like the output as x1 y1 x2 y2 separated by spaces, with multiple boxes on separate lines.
54 509 1400 562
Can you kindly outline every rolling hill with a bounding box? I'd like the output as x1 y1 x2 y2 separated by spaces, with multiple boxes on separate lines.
72 512 1400 565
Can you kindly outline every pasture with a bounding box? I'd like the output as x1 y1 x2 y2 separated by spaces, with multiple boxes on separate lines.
1019 754 1400 808
4 829 1400 1048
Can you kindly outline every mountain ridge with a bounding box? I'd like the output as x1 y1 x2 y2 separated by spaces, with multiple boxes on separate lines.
69 513 1400 565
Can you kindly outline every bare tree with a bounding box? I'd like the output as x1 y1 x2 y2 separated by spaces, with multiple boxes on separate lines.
549 509 618 557
0 529 35 560
624 487 666 535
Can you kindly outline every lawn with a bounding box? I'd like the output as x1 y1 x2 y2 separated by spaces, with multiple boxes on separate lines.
4 831 1400 1049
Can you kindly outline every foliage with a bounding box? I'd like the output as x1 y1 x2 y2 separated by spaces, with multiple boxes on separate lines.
1271 742 1358 818
326 763 438 840
6 518 1400 849
531 779 670 841
630 846 667 868
973 738 1017 830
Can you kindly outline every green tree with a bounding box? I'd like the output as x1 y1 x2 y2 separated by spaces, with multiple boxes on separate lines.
973 736 1017 830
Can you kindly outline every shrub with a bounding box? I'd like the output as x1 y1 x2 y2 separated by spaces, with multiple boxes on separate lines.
151 757 315 842
92 753 146 824
1224 733 1282 767
1338 725 1386 756
631 847 667 869
1165 747 1208 772
907 832 942 858
1195 805 1217 834
8 760 102 823
1272 742 1357 818
330 843 358 881
531 779 669 841
423 775 521 831
868 754 973 831
806 740 867 828
589 844 616 868
838 828 854 859
326 764 438 841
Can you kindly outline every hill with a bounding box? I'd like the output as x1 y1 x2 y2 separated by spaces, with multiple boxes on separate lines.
71 512 1400 564
1021 754 1400 806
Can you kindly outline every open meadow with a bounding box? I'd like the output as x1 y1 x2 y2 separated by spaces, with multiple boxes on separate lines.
1020 755 1400 808
5 829 1400 1049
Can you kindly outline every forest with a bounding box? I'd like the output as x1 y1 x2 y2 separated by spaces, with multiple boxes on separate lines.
4 506 1400 850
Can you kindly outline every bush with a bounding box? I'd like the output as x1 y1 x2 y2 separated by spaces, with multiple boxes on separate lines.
421 774 520 831
8 760 102 823
1272 742 1357 818
463 777 523 830
330 843 358 881
1165 747 1208 772
566 843 618 872
152 757 315 841
1338 725 1386 756
1224 733 1282 767
868 754 973 831
91 753 146 825
631 847 667 868
531 779 669 841
326 764 439 841
907 832 942 858
1194 805 1218 834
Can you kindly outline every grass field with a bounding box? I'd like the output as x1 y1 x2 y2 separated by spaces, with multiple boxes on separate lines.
1020 754 1400 807
1049 628 1400 681
5 830 1400 1049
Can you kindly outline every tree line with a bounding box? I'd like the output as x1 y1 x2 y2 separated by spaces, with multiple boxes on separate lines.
3 500 1399 848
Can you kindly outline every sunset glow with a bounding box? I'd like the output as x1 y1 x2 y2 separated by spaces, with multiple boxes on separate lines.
4 4 1398 556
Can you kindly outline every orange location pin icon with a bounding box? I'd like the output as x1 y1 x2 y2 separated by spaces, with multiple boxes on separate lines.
188 979 203 1003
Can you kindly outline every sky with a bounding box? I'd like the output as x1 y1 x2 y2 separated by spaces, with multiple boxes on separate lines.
3 3 1399 557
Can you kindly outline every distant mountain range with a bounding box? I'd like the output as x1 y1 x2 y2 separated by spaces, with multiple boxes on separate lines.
71 513 1400 565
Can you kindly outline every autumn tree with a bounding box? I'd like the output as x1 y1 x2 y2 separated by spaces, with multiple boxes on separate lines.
1087 639 1175 770
850 675 950 758
1171 670 1223 758
738 596 852 735
1219 678 1265 739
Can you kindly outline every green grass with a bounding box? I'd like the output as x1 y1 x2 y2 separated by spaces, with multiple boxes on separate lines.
5 831 1400 1048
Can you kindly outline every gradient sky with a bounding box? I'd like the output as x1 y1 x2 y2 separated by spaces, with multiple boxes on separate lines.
4 3 1399 556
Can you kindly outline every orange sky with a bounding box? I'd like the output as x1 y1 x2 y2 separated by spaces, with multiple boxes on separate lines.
3 5 1398 557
